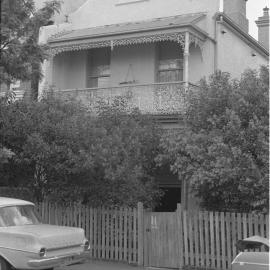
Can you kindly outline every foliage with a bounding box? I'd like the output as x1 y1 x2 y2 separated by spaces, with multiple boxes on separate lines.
0 0 60 98
0 97 162 207
0 187 34 201
158 67 269 213
0 147 14 167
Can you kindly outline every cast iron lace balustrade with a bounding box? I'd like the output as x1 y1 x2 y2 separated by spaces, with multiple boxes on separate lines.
52 82 198 115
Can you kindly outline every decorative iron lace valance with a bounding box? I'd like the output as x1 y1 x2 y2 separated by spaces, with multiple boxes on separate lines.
49 31 204 56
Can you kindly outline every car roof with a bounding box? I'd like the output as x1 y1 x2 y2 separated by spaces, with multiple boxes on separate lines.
0 197 34 207
241 236 269 247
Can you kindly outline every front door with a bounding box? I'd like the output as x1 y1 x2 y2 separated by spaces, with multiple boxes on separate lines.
144 212 180 268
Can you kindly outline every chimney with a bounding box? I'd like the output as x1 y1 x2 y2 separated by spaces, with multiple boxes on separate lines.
224 0 249 33
256 7 269 50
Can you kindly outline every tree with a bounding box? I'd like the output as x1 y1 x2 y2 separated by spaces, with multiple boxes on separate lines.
158 67 269 213
0 97 162 207
0 0 60 99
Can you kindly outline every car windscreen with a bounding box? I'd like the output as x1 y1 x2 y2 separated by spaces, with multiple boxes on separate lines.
0 205 41 227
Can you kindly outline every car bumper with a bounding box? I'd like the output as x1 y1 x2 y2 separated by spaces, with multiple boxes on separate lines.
28 252 88 269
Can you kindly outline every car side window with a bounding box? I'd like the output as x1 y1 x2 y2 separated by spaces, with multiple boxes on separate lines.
0 205 40 226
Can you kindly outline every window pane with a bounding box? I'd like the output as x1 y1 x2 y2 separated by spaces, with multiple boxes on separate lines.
158 59 183 70
87 48 111 88
98 76 110 88
88 77 98 88
157 41 183 82
158 70 183 82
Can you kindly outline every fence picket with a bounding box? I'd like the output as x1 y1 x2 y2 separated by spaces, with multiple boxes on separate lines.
248 213 253 236
254 214 259 236
243 213 247 239
183 210 189 266
88 207 93 258
209 211 215 269
198 212 204 267
215 212 221 269
237 213 242 242
225 212 231 269
128 208 132 263
119 208 123 261
231 213 237 259
259 214 265 237
194 213 199 266
101 208 106 259
177 204 183 268
93 207 97 258
204 211 210 268
137 202 144 266
110 209 115 260
188 212 194 266
133 207 137 263
220 212 226 270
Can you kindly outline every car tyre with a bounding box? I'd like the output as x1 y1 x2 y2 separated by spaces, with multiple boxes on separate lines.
0 257 11 270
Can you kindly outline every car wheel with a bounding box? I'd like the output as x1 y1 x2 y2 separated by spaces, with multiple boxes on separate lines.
0 257 11 270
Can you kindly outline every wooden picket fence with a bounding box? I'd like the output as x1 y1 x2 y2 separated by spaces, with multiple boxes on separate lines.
36 202 143 265
177 206 269 269
36 202 269 269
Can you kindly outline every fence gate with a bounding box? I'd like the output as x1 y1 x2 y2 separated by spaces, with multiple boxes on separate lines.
144 211 180 268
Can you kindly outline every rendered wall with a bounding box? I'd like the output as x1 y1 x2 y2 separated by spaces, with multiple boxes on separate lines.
52 51 87 90
110 44 156 86
217 23 268 78
189 41 215 84
69 0 219 36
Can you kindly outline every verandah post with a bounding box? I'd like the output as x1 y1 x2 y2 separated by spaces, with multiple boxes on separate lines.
184 31 190 89
137 202 144 266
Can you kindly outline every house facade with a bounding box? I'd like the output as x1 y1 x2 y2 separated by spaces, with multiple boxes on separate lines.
38 0 269 211
39 0 268 113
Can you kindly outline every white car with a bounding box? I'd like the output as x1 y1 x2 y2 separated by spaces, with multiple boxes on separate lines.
0 197 90 270
231 236 269 270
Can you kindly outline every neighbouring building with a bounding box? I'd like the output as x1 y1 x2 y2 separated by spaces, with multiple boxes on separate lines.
37 0 269 211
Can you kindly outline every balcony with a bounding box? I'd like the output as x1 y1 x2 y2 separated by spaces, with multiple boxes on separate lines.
52 81 198 115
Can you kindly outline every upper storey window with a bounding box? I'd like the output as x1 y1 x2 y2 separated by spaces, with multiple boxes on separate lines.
87 48 111 88
157 41 183 83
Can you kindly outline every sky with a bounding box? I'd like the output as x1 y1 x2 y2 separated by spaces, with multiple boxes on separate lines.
247 0 269 39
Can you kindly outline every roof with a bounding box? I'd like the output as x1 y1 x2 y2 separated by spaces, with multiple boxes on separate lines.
0 197 34 207
49 12 207 44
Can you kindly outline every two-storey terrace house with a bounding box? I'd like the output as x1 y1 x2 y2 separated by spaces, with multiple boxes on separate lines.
38 0 269 211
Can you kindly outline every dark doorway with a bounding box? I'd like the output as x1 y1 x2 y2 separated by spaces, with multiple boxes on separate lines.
154 164 181 212
155 187 181 212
